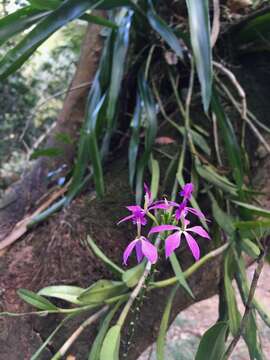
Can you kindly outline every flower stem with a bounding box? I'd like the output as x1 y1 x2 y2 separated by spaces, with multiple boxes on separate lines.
117 236 162 327
50 306 109 360
149 243 229 289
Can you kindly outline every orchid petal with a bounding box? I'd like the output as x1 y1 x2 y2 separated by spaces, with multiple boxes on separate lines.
180 183 193 200
165 232 181 258
123 239 139 265
135 241 144 263
144 183 152 206
126 205 143 212
117 214 134 225
184 232 200 261
186 207 207 220
149 225 180 235
187 226 210 239
141 239 158 264
148 203 171 210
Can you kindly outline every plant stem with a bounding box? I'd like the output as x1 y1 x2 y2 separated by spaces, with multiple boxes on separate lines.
149 243 229 289
50 305 109 360
222 252 265 360
117 236 162 327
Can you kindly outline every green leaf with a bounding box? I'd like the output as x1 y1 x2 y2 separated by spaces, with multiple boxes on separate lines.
156 285 178 360
195 162 238 195
38 285 85 305
136 71 157 204
150 154 160 200
211 89 243 188
185 0 212 111
235 220 270 231
0 6 48 46
240 238 261 259
87 236 124 276
170 253 194 299
30 147 63 160
30 316 71 360
129 95 142 187
28 0 60 10
107 10 133 126
89 302 122 360
195 321 228 360
209 193 235 235
233 201 270 218
17 289 58 311
81 13 118 29
100 324 121 360
147 1 183 58
0 0 102 79
78 280 127 304
234 12 270 49
122 262 145 288
224 254 241 336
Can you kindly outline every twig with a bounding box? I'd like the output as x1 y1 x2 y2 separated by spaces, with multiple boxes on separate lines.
51 306 109 360
0 184 68 250
213 61 247 119
27 122 57 159
217 79 270 153
212 113 223 166
211 0 221 48
150 243 230 289
222 251 265 360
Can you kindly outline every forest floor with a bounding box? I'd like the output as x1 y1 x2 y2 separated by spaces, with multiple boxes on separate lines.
140 263 270 360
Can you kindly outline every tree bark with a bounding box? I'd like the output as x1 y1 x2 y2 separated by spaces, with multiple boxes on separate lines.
0 22 104 242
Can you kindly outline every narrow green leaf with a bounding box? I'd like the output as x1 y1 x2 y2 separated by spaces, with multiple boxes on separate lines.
136 72 157 204
147 1 183 58
195 162 237 196
0 0 102 78
240 238 260 259
211 89 243 188
87 236 124 276
157 285 178 360
78 280 127 304
107 10 133 126
100 325 121 360
235 220 270 231
89 302 122 360
129 95 142 187
30 147 63 160
209 193 235 235
28 0 60 10
185 0 212 111
38 285 85 305
224 254 241 336
170 253 194 299
122 262 145 288
31 316 71 360
233 200 270 218
150 155 160 200
81 13 118 29
195 322 228 360
17 289 58 311
0 6 49 46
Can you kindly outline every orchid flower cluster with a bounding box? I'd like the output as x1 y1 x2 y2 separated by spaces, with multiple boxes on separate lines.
118 183 210 266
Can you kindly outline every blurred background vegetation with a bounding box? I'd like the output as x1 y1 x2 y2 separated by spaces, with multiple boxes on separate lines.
0 0 86 193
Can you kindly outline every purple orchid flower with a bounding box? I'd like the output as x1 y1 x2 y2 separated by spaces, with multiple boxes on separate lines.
123 236 158 265
118 183 170 226
149 219 210 261
166 183 207 222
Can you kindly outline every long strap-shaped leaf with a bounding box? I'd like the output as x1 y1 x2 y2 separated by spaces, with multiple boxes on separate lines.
0 0 104 79
185 0 212 111
0 6 50 46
